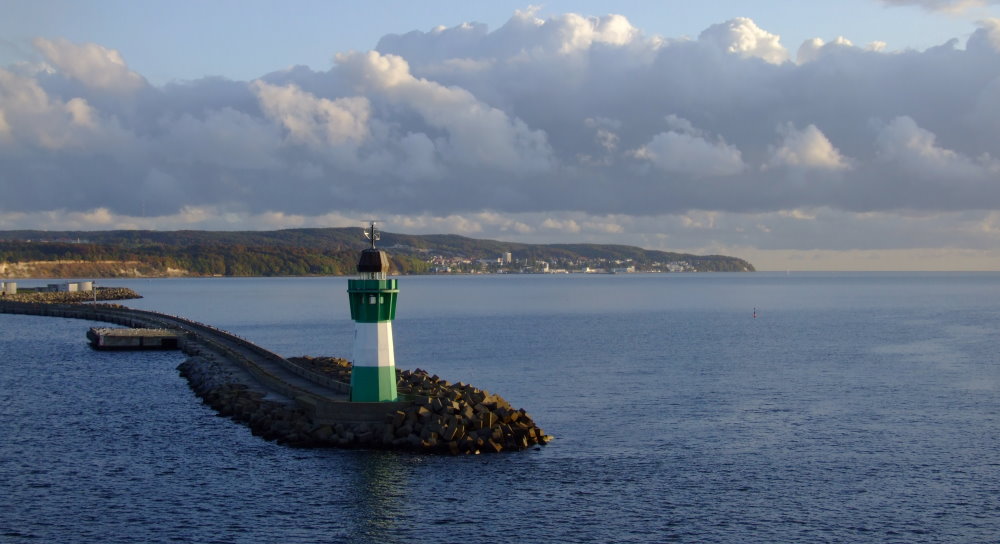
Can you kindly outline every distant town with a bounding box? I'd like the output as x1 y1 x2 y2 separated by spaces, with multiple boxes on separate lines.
424 250 696 274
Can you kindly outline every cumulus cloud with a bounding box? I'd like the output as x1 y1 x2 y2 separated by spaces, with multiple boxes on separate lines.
32 37 146 92
698 17 789 64
972 18 1000 51
878 116 1000 183
547 12 639 53
797 36 855 64
766 123 851 170
254 81 370 147
0 67 126 150
3 13 1000 266
334 50 553 174
633 116 745 176
377 9 647 65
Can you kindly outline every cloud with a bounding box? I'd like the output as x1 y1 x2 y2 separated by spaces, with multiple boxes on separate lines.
632 116 745 176
869 116 1000 210
875 115 1000 179
796 36 855 64
376 9 646 65
0 67 127 151
971 18 1000 51
698 17 789 64
32 38 146 93
333 50 553 174
766 123 851 170
158 107 282 169
3 12 1000 267
252 80 371 152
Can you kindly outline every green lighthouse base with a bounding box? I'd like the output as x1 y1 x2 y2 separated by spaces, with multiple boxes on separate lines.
350 365 398 402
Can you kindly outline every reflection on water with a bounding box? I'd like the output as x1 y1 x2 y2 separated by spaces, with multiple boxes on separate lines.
348 452 409 543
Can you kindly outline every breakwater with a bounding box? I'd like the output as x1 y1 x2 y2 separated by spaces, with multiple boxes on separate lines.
1 299 550 454
3 287 141 304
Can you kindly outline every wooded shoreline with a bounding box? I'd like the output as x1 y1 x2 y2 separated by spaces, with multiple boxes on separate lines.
1 227 756 277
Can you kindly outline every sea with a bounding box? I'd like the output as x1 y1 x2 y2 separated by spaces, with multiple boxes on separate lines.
1 272 998 543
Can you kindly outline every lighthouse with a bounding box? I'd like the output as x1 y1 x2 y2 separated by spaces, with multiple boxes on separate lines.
347 222 399 402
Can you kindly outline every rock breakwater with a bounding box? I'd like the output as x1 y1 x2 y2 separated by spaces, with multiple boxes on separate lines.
179 354 551 454
393 365 553 454
4 287 141 304
178 356 316 446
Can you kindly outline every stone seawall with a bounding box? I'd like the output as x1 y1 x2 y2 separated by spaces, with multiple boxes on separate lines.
178 355 317 446
179 353 551 453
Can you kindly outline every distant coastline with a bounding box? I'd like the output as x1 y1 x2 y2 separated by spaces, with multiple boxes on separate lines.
0 227 755 278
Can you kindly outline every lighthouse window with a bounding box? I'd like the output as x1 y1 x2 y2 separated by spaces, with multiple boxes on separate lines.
369 295 376 304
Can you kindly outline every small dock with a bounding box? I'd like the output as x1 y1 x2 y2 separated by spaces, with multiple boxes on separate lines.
87 327 181 350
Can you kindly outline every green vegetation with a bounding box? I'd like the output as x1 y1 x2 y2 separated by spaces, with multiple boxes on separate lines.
0 228 752 277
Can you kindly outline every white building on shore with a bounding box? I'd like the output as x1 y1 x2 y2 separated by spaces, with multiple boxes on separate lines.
46 282 95 293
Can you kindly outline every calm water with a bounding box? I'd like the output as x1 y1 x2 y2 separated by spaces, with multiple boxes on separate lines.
2 273 999 543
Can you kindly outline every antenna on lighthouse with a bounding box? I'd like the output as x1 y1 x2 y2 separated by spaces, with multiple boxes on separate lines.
362 220 382 249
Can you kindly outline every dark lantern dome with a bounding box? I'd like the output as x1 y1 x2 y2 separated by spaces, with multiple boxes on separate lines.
357 248 390 275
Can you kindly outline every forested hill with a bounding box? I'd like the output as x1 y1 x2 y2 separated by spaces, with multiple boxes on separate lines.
0 228 755 278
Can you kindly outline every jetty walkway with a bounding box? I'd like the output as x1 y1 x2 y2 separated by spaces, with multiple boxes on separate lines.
0 300 401 423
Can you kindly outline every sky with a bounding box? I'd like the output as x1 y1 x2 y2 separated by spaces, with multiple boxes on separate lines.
2 0 1000 271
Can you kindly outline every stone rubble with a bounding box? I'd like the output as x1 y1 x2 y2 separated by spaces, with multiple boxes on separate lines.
4 287 141 304
179 354 552 454
178 356 316 447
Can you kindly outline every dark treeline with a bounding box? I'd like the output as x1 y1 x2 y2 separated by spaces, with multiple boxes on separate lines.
0 240 430 276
